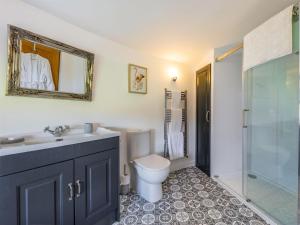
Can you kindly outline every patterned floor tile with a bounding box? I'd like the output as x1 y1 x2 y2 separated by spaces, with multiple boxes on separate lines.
115 167 268 225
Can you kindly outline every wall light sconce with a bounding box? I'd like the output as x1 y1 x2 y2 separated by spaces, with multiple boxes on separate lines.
172 76 178 82
169 67 179 82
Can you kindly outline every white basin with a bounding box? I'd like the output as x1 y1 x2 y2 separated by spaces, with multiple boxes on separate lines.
0 136 62 148
1 133 100 148
63 133 96 140
24 138 63 146
0 127 120 156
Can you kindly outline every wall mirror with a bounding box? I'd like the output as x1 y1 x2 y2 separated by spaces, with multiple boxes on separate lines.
7 25 94 101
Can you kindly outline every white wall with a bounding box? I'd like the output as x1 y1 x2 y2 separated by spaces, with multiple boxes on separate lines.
0 0 195 171
211 43 243 182
193 50 214 73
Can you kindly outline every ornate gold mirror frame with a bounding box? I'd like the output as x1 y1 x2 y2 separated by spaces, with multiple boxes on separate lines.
7 25 94 101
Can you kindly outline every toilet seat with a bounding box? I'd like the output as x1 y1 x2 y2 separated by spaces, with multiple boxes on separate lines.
134 154 170 171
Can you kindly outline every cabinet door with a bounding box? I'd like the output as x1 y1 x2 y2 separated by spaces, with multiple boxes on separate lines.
75 149 119 225
0 160 74 225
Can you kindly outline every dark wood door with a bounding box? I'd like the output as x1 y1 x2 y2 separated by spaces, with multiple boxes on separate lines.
0 160 74 225
196 64 211 176
74 149 119 225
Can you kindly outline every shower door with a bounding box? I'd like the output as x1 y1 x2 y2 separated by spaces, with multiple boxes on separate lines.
243 53 299 225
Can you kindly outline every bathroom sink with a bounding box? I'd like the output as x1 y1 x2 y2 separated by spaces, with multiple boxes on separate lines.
0 132 106 149
22 133 96 146
0 127 120 156
24 138 64 146
0 137 61 148
62 133 96 140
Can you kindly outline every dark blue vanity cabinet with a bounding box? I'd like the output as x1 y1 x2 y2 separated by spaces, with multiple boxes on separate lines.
0 137 120 225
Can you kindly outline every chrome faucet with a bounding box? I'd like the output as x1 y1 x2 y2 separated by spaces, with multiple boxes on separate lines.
44 125 70 137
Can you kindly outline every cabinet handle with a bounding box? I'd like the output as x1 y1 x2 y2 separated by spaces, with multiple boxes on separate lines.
76 180 81 198
68 183 74 201
243 109 250 128
205 110 210 122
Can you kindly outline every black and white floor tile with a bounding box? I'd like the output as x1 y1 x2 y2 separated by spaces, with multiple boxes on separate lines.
115 167 268 225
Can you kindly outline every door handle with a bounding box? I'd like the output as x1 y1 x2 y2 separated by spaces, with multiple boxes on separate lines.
243 109 249 128
205 110 210 122
68 183 74 201
75 180 81 198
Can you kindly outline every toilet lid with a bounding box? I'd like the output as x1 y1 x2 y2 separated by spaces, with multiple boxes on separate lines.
134 154 170 171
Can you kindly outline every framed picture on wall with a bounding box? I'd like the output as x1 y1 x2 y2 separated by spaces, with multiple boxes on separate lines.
128 64 147 94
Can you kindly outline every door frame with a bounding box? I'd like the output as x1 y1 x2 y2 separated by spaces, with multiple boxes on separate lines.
196 64 211 175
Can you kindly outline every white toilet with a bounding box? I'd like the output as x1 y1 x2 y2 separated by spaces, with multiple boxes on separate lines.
127 129 170 203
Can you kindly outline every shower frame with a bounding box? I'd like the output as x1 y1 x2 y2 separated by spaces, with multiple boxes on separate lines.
241 52 300 225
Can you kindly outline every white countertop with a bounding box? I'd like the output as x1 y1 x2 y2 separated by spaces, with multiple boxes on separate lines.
0 128 120 157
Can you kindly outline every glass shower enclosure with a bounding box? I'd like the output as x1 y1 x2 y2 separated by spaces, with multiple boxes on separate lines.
243 16 299 224
243 53 299 225
212 7 299 224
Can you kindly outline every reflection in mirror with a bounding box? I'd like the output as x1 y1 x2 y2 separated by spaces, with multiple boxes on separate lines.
20 39 87 94
59 52 87 94
7 25 94 101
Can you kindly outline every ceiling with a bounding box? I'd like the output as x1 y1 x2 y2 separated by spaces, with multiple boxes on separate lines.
23 0 298 65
